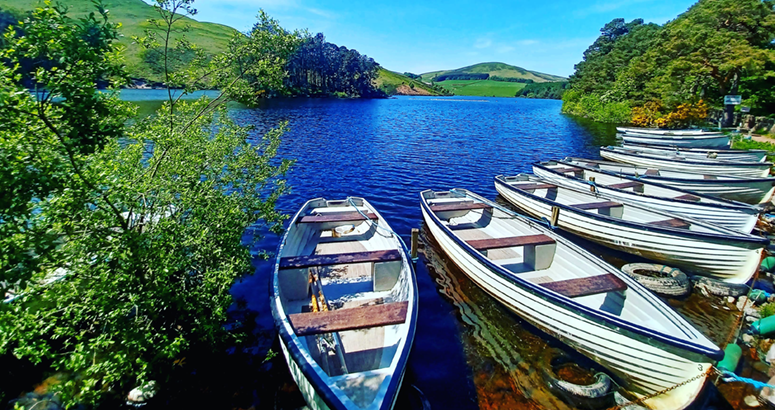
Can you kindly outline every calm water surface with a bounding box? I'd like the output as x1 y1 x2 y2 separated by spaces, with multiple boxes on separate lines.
181 96 731 409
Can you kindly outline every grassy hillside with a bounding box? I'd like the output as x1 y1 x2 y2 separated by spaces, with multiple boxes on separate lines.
421 62 565 83
375 69 448 96
436 79 527 97
0 0 239 81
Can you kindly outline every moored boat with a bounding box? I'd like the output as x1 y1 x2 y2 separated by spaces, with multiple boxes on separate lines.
271 197 417 410
601 146 772 178
564 157 775 205
622 142 768 163
619 133 730 149
533 160 761 233
420 188 721 410
494 174 767 283
616 127 723 136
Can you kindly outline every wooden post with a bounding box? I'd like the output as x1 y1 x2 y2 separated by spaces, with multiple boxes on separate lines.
410 228 419 260
589 176 596 192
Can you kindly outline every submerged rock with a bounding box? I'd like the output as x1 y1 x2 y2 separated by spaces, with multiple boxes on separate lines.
127 381 158 407
745 394 761 407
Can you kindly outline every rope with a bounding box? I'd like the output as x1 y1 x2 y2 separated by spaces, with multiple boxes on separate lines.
718 371 775 389
346 197 412 257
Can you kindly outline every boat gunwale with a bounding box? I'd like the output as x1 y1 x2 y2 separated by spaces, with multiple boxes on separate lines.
602 147 773 168
494 176 768 246
535 161 760 214
420 189 723 360
271 196 418 410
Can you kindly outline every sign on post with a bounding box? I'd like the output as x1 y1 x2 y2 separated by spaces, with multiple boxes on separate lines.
741 106 751 113
725 95 742 105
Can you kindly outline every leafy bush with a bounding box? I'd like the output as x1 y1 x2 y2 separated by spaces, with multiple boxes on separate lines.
562 89 631 123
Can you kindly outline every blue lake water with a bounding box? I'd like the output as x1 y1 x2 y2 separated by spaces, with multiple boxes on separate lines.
131 95 733 409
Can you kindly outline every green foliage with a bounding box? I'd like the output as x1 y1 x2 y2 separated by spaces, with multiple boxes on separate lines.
490 76 533 83
562 89 631 122
516 81 568 99
566 0 775 122
732 137 775 161
0 1 293 407
761 302 775 318
374 68 450 96
434 79 527 97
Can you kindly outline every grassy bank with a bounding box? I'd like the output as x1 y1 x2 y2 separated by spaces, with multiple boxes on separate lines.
435 80 527 97
375 69 448 96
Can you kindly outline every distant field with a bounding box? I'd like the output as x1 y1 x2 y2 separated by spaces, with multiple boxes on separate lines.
436 80 527 97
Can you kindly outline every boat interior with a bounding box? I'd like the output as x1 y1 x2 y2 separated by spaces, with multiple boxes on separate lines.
563 157 744 181
421 190 701 339
499 174 732 235
277 198 413 407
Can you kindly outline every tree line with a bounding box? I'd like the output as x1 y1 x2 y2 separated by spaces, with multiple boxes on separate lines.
516 82 568 100
562 0 775 126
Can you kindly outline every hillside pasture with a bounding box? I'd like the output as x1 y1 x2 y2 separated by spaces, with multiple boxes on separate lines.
436 79 527 97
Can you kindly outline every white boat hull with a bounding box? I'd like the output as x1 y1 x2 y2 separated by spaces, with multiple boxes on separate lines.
601 148 771 178
621 143 767 162
617 127 722 136
621 134 730 149
495 178 764 283
533 163 760 233
421 196 715 410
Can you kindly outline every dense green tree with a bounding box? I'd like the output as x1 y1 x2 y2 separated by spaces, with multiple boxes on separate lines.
0 1 295 407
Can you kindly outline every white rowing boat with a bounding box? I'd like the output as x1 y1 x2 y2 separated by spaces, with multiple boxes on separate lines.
616 127 723 136
533 160 761 233
494 174 767 284
420 188 721 410
564 157 775 205
619 133 730 149
622 142 768 163
271 197 418 410
601 146 772 178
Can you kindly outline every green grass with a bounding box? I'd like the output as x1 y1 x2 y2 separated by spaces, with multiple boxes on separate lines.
435 79 527 97
420 62 565 83
375 68 446 96
0 0 240 81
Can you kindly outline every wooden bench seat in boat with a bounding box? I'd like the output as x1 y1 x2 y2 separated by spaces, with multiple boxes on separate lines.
569 201 624 218
279 249 402 270
466 234 557 270
513 183 557 191
279 250 404 299
650 218 691 229
644 169 659 176
674 193 701 202
298 212 378 224
288 301 409 336
553 166 583 174
606 181 644 191
540 273 627 298
430 202 492 213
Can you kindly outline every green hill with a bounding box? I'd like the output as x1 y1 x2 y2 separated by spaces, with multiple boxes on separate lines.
0 0 239 81
375 69 449 96
421 62 565 83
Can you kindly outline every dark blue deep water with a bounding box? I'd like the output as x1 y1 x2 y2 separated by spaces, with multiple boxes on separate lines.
213 96 730 410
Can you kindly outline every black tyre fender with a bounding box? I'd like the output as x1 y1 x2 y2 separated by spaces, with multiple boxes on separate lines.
541 348 612 401
692 276 749 297
621 263 691 297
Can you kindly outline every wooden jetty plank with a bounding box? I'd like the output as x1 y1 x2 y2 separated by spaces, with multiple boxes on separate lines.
650 218 691 229
606 181 644 190
279 249 402 270
467 234 556 251
430 202 492 213
570 201 623 210
289 301 409 336
540 273 627 298
299 212 377 224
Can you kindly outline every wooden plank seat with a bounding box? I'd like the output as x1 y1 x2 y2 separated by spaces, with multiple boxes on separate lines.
606 181 644 190
288 301 409 336
430 202 492 213
298 212 377 224
674 193 701 202
514 183 557 191
466 234 556 251
553 166 582 174
570 201 623 210
650 218 691 229
644 169 659 176
540 273 627 298
704 175 717 180
279 249 402 270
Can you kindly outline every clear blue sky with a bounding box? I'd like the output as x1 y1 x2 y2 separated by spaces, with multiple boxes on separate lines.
186 0 699 77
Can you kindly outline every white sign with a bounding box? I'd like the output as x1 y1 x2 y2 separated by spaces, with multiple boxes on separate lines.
741 106 751 113
725 95 742 105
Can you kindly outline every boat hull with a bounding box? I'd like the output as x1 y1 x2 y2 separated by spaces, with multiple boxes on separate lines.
532 164 760 233
601 148 771 178
421 200 713 410
621 134 730 149
617 127 722 136
495 178 764 283
621 143 767 162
